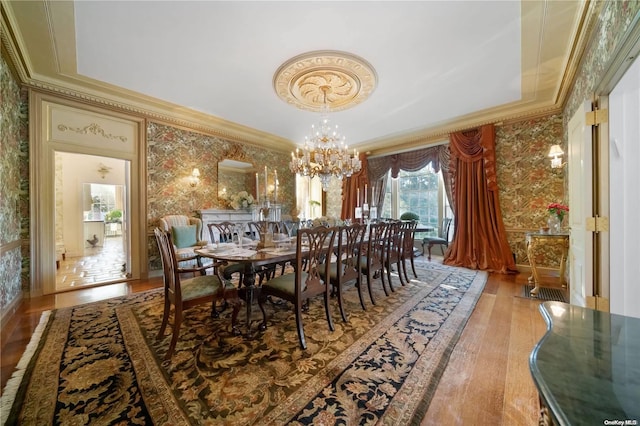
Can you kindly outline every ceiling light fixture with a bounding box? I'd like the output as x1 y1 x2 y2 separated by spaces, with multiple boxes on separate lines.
275 51 375 191
289 85 361 191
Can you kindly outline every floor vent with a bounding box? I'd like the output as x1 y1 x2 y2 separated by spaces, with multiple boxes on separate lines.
522 285 567 303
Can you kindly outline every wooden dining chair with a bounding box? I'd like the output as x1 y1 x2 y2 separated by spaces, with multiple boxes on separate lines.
321 223 367 322
207 222 245 284
257 225 337 350
247 221 284 281
154 228 240 360
359 222 390 305
422 217 452 261
383 220 405 291
400 220 419 280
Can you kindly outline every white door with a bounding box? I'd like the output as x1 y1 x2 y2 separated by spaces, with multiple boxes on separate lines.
568 101 594 307
609 58 640 318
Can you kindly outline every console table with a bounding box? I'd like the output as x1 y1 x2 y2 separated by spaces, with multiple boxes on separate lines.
530 302 640 425
526 232 570 296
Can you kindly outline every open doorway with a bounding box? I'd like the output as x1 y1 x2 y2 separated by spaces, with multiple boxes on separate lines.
55 152 131 291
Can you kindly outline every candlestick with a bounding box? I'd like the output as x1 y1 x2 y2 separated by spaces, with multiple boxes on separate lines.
357 188 360 207
364 184 368 204
274 170 278 203
255 173 259 202
264 166 268 200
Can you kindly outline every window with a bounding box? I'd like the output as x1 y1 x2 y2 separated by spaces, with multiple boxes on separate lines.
380 163 451 234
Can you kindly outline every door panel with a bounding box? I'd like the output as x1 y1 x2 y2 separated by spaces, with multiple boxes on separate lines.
609 59 640 318
568 101 593 307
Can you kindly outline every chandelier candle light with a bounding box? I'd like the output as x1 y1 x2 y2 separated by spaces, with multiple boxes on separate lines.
289 86 362 191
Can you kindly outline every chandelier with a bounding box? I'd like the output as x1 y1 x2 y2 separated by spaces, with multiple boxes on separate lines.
289 86 362 191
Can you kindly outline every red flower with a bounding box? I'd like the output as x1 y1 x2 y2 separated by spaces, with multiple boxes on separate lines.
547 203 569 220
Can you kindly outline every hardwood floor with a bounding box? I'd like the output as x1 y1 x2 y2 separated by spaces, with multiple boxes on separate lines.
1 260 551 425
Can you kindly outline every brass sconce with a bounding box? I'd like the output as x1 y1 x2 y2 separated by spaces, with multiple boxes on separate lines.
548 145 566 169
189 168 201 187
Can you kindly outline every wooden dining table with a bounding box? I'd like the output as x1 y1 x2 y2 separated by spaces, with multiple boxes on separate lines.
196 239 297 336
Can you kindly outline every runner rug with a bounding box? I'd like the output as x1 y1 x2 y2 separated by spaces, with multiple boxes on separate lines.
2 262 487 425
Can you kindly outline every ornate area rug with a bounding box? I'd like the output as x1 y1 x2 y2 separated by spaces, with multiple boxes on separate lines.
2 263 487 425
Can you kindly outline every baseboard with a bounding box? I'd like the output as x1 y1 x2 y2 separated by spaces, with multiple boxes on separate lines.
0 291 24 337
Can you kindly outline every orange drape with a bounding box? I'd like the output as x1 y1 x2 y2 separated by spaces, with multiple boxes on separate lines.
341 153 369 220
444 124 516 274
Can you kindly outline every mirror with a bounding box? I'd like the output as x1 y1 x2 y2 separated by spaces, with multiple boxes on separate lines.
218 159 256 200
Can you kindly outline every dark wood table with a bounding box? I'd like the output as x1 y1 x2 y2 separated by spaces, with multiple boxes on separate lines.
196 240 297 336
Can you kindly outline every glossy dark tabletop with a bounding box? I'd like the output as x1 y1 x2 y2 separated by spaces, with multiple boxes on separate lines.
530 301 640 425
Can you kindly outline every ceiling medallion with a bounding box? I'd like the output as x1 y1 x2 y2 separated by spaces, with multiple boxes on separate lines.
273 50 377 112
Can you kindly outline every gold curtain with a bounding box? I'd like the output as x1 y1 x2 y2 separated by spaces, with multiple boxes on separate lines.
444 124 516 274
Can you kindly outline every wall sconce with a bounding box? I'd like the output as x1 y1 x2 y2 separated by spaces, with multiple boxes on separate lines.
548 144 566 169
189 168 200 187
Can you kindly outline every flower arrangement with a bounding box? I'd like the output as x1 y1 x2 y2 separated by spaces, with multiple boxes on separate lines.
547 202 569 221
227 191 254 210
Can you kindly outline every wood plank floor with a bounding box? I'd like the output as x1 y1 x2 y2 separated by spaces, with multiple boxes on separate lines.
1 261 552 425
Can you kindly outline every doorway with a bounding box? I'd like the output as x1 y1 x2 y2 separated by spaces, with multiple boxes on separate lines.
55 152 131 291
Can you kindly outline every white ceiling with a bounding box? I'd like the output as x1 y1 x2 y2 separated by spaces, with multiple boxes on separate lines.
3 1 587 154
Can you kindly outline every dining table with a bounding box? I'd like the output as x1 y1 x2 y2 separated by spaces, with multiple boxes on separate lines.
196 237 297 336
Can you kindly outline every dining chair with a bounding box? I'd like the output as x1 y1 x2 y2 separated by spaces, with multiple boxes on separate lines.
383 220 405 290
321 223 367 322
400 220 419 280
154 228 240 360
422 217 453 261
359 221 390 305
257 225 338 350
247 221 285 281
207 222 245 284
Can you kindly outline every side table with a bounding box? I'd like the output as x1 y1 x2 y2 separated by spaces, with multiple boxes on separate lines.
525 232 570 296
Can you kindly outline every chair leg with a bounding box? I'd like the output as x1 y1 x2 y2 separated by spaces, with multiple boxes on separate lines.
441 244 447 256
336 282 348 322
324 291 335 331
386 264 395 292
356 275 367 311
401 257 410 283
295 304 307 350
157 297 170 340
410 255 418 278
427 244 433 261
398 259 407 286
166 306 182 360
379 266 391 296
365 270 376 305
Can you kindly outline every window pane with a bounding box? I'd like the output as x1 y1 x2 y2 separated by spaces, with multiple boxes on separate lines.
398 166 438 228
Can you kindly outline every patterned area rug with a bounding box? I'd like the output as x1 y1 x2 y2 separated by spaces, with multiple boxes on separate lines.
2 263 487 425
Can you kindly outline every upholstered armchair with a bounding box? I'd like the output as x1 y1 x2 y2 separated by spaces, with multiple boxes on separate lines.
159 215 208 267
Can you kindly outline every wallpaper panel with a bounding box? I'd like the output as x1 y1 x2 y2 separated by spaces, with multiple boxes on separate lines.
147 122 294 227
0 53 28 311
565 1 640 123
146 122 295 269
496 114 565 266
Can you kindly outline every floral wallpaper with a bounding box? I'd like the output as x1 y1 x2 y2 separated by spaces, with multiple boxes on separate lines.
565 1 640 123
0 53 29 313
147 122 295 227
146 122 295 268
495 114 565 267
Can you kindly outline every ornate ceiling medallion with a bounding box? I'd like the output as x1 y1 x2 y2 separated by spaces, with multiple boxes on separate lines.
273 50 377 112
